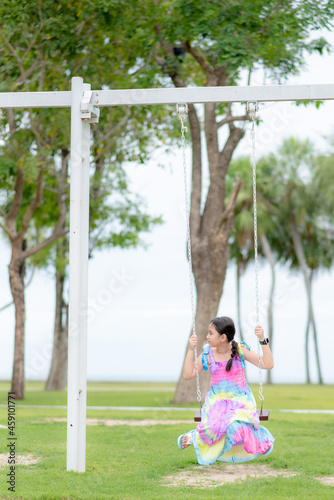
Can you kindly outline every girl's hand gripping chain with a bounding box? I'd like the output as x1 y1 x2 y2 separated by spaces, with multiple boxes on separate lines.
188 334 198 351
182 335 202 380
254 325 265 342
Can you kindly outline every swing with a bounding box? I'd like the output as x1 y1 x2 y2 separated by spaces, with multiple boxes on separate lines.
177 102 269 423
177 104 203 423
248 102 270 422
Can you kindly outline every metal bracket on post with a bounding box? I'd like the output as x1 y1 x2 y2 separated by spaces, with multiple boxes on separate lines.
81 91 100 123
176 103 188 131
246 101 259 120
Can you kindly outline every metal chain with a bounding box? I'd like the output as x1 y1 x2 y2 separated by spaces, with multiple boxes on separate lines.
248 102 264 403
177 103 202 405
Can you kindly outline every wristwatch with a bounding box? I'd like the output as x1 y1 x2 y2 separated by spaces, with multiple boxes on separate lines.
259 338 270 345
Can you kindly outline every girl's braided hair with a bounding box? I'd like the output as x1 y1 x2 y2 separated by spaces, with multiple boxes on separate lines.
211 316 239 372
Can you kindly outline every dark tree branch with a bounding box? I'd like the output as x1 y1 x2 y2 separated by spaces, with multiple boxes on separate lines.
20 153 68 261
0 28 21 60
215 65 229 86
15 54 43 86
21 228 68 261
28 108 50 149
5 109 16 137
38 56 47 92
93 108 131 163
183 41 212 75
0 29 37 95
217 114 250 129
22 23 44 61
202 124 244 230
0 300 13 312
219 178 243 229
0 263 36 312
17 165 44 241
187 102 202 234
7 168 25 233
171 75 202 232
0 221 11 237
205 102 219 178
220 124 245 179
1 29 49 148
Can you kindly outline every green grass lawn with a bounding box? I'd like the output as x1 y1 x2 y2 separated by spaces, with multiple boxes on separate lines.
1 381 333 410
0 382 333 499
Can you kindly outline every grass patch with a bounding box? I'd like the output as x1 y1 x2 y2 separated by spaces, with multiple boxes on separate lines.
0 383 333 499
0 382 333 409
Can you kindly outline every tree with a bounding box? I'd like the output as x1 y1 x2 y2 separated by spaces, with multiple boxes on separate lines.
0 0 170 397
261 138 334 383
0 102 70 400
0 0 99 399
114 0 334 401
229 138 334 384
227 155 279 383
313 142 334 212
41 24 176 389
44 120 164 390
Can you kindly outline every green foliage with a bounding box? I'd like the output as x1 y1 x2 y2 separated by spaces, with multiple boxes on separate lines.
226 155 279 265
0 156 16 180
0 0 173 278
261 138 334 271
116 0 334 85
313 145 334 212
296 100 324 109
2 0 334 268
227 136 334 278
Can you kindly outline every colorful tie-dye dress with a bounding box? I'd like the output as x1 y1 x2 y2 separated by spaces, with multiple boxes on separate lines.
190 342 275 465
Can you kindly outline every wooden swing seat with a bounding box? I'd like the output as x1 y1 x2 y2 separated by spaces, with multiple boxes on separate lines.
195 408 270 423
194 410 201 422
257 409 270 421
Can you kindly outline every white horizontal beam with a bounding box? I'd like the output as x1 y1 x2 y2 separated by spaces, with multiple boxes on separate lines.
0 84 333 109
0 91 71 108
96 84 334 106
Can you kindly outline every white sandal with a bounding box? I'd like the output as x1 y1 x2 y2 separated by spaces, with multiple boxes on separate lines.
177 432 193 450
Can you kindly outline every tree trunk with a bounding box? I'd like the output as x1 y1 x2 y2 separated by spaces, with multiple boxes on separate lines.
236 260 244 342
9 243 26 399
173 218 239 403
290 217 323 384
260 233 275 384
305 300 311 384
173 277 227 404
169 67 245 403
2 124 67 400
236 259 247 379
45 242 68 390
172 134 244 400
305 272 315 384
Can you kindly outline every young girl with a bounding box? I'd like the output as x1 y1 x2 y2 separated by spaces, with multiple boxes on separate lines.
177 316 275 465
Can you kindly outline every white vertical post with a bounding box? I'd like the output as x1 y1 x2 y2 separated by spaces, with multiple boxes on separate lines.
67 76 85 472
77 83 91 472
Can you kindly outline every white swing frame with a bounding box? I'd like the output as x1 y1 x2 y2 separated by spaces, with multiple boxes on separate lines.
1 78 333 472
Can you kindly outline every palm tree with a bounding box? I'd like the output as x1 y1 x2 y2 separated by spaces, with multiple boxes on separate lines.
264 138 334 384
227 156 279 383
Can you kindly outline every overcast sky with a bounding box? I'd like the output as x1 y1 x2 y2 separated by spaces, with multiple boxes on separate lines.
1 30 334 386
